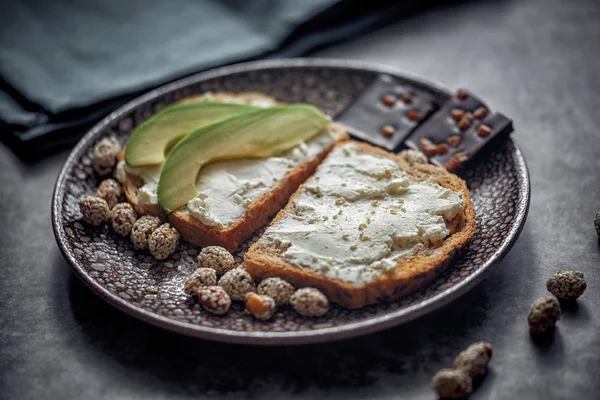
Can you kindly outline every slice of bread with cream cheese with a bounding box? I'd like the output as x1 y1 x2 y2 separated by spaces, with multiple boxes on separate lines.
244 141 476 309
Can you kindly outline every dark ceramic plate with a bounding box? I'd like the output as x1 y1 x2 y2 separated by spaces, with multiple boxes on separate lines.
52 59 530 345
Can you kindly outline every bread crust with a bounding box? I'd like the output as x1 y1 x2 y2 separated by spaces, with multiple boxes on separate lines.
244 141 477 309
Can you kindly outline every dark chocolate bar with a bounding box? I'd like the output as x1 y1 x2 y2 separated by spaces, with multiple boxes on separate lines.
335 74 438 151
404 90 513 171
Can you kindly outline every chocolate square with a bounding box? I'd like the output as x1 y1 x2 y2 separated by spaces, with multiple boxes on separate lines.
335 74 438 151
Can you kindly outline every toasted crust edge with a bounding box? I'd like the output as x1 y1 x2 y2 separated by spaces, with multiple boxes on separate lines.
244 141 477 309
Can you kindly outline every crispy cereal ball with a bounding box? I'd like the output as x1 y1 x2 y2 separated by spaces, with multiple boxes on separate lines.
130 215 161 250
92 137 121 175
257 277 295 306
398 149 428 165
78 195 110 226
454 341 493 378
198 246 236 275
110 203 137 236
148 223 179 260
290 287 329 317
431 368 473 399
184 268 217 295
97 179 122 209
546 270 587 300
114 160 128 184
218 268 256 301
197 285 231 315
528 296 561 334
245 293 276 320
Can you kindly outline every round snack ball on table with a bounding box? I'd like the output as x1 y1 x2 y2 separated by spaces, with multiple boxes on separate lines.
184 268 218 295
97 178 122 209
92 137 121 175
78 195 110 226
546 270 587 300
148 223 180 260
198 246 236 275
453 341 493 378
218 268 256 301
197 285 231 315
528 296 561 334
398 149 428 165
130 215 161 250
245 293 276 321
110 203 138 236
431 368 473 399
290 287 329 317
257 277 295 306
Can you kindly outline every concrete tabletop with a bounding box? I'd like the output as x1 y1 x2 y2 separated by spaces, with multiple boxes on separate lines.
1 0 599 399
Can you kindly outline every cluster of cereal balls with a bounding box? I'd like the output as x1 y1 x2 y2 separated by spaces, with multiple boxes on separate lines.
185 246 329 319
78 137 179 261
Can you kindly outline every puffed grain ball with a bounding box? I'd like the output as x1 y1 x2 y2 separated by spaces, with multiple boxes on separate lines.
110 203 137 236
431 368 473 399
92 137 121 175
197 285 231 315
454 341 493 378
148 223 179 260
546 270 587 300
398 149 428 165
218 268 256 301
198 246 236 275
257 277 295 306
245 293 276 320
184 268 218 295
290 287 329 317
528 296 561 334
130 215 161 250
97 179 122 209
114 160 128 184
78 195 110 226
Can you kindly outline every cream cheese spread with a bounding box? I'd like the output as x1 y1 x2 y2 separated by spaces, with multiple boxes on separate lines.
123 164 162 206
258 143 464 286
186 130 337 227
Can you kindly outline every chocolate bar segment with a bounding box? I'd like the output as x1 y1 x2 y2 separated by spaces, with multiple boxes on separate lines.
405 90 513 171
335 74 438 151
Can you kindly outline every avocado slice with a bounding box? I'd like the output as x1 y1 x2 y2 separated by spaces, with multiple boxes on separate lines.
158 104 329 212
125 101 259 167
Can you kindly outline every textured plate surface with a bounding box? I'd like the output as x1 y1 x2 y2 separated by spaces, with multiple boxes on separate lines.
52 59 530 345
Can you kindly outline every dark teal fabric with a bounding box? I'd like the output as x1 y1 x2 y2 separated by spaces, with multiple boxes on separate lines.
0 0 331 114
0 0 414 155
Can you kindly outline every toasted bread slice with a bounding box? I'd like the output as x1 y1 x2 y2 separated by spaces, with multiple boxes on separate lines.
169 122 348 252
117 92 280 220
244 141 476 309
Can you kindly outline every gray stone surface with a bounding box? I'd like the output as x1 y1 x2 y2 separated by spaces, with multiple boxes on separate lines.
1 0 599 399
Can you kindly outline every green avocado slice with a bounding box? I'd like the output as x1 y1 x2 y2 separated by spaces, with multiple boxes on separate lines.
124 101 259 167
158 104 329 212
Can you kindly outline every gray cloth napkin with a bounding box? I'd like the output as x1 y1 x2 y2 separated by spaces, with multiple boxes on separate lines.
0 0 331 116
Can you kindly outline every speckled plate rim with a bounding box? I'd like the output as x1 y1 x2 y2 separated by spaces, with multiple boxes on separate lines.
52 58 530 345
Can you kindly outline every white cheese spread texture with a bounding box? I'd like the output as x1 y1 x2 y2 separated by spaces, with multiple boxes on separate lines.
186 130 337 227
258 143 464 286
124 164 162 207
